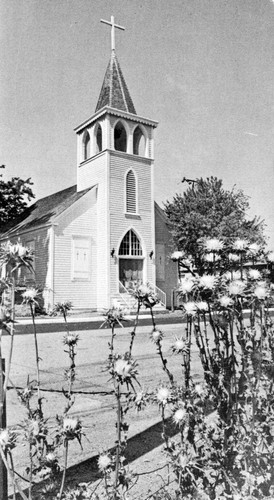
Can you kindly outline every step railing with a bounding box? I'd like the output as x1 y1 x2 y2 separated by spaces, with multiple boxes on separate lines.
117 281 137 309
149 283 166 308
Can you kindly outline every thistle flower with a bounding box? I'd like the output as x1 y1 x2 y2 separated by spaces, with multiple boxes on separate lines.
249 269 261 280
45 452 57 464
157 386 171 406
173 407 187 425
196 301 208 312
248 243 260 256
203 239 224 252
63 333 79 346
228 253 240 262
171 251 184 261
52 301 73 316
183 301 197 317
219 295 233 308
171 336 189 354
62 417 82 441
253 285 268 300
150 329 163 343
98 453 112 472
22 288 39 305
134 390 147 410
114 357 138 382
233 239 249 252
0 241 34 271
199 274 217 290
194 384 204 396
179 277 195 294
101 306 126 328
132 283 159 307
228 280 246 296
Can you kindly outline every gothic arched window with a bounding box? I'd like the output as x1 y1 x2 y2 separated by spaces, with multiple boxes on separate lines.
126 170 137 213
96 125 102 154
114 121 127 152
119 230 142 256
83 131 90 160
133 126 146 156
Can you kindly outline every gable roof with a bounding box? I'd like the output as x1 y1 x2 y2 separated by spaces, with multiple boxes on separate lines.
1 185 92 238
95 51 136 114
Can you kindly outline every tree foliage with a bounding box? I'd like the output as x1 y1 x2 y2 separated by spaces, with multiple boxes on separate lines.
0 165 35 228
164 176 266 260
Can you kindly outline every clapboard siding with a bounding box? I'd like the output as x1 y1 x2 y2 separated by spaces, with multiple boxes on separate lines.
54 189 97 309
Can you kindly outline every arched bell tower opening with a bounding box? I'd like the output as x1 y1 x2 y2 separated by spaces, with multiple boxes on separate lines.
83 131 91 161
133 126 146 156
95 124 102 154
118 229 143 290
114 121 127 152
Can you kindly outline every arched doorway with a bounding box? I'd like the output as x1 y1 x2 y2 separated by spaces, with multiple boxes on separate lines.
118 230 143 291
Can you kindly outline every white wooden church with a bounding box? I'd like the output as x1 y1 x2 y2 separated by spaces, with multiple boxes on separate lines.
1 17 177 311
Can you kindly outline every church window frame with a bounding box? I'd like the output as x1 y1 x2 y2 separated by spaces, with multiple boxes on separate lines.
71 235 91 282
82 130 91 161
113 119 128 153
118 229 143 258
133 125 148 157
125 169 138 214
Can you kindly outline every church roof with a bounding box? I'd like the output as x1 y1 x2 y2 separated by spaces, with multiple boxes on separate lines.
95 51 136 114
1 185 92 238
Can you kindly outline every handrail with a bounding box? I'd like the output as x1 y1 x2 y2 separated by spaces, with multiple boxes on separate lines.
149 282 166 308
117 281 137 309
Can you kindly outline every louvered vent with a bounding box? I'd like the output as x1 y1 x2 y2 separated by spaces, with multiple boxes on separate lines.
126 170 136 213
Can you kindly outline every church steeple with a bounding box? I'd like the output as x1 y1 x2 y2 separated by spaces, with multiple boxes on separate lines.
95 51 136 114
95 16 136 114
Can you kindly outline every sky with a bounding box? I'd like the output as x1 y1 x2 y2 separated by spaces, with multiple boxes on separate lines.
1 0 274 247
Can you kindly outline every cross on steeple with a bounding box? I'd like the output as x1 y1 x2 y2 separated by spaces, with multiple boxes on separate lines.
100 15 125 52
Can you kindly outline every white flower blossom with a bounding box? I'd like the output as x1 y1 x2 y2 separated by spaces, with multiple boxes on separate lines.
194 384 204 396
249 269 261 280
173 408 187 425
179 277 195 294
199 274 217 290
233 239 249 252
254 285 268 300
183 301 197 316
98 454 112 471
248 243 260 255
228 280 246 296
151 329 163 343
63 418 79 432
0 430 10 449
171 336 188 354
196 301 208 312
157 387 171 405
171 251 184 261
219 296 233 308
228 253 240 262
114 359 133 379
204 239 224 252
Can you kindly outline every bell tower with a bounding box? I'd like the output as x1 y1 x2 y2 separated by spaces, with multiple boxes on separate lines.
74 17 158 309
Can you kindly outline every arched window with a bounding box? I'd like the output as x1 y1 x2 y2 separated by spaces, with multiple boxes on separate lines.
83 131 90 160
96 125 102 154
114 121 127 152
133 126 146 156
126 170 137 213
119 230 142 256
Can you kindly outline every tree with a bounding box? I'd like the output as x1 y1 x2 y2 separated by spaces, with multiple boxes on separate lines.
0 165 35 228
164 176 266 270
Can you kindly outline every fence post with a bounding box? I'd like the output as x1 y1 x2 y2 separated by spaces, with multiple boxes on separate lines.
0 358 7 500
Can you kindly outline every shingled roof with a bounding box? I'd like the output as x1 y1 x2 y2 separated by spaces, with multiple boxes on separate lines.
95 51 136 114
1 185 92 238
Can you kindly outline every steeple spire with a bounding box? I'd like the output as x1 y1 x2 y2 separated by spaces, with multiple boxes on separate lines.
95 16 136 114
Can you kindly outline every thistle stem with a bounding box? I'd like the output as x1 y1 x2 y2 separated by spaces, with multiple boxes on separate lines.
0 446 28 500
29 302 42 416
59 439 68 499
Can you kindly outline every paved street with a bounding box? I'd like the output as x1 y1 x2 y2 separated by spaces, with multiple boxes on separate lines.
2 320 203 490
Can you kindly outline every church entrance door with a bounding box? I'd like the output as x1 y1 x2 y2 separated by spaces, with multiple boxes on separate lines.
118 230 144 292
119 258 143 291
